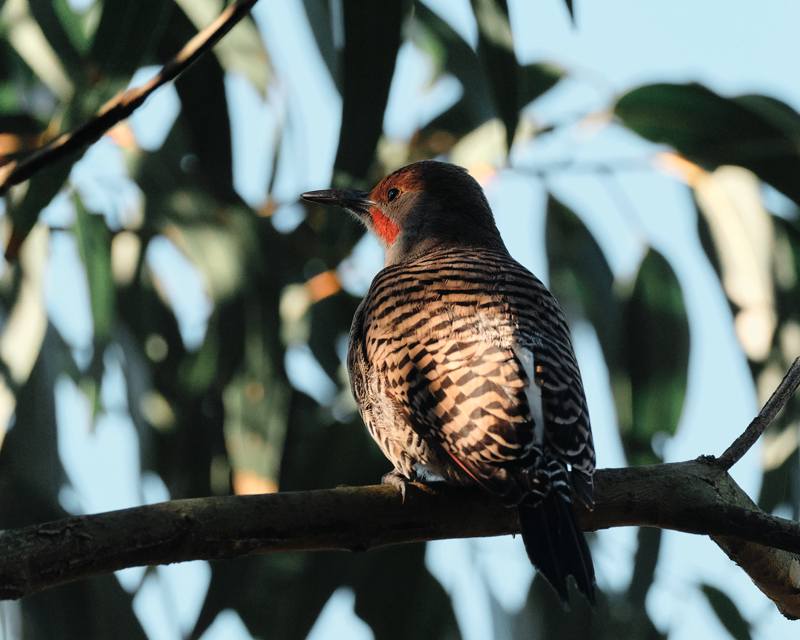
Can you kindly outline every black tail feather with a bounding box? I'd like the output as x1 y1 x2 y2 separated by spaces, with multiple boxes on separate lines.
519 492 596 605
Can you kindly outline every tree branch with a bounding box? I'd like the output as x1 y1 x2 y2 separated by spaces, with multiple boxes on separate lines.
1 368 798 618
0 0 260 260
718 357 800 470
0 460 798 617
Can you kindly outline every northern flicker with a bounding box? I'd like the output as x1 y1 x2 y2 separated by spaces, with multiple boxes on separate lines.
302 161 596 603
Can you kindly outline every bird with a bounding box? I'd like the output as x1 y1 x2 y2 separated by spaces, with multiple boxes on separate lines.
302 160 596 604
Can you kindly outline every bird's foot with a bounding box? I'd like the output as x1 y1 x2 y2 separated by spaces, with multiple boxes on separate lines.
696 454 718 465
382 470 412 503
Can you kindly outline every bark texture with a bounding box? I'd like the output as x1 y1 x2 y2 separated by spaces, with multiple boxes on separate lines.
1 459 800 618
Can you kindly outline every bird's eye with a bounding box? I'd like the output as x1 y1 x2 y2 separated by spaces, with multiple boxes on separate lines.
387 188 400 202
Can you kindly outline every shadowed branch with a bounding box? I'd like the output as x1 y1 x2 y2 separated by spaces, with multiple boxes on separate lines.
0 463 798 616
1 367 798 619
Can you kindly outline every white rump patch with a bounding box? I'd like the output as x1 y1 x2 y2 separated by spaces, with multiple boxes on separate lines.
514 344 545 445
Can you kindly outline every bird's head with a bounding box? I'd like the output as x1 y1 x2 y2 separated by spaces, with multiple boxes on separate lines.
301 161 504 264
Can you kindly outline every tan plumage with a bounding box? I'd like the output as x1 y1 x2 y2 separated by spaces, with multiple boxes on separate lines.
303 161 596 603
349 246 594 503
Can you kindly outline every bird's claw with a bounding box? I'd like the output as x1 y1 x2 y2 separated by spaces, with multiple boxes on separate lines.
382 470 411 503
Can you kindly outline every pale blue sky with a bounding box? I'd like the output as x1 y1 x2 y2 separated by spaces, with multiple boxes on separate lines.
27 1 800 639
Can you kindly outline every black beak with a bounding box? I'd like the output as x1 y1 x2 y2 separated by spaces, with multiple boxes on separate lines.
301 189 373 217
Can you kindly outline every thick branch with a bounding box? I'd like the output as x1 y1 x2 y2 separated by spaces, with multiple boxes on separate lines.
1 460 799 617
718 357 800 469
0 0 260 259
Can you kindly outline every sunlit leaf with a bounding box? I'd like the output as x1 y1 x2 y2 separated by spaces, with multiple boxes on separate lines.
691 167 775 361
700 584 752 640
1 0 73 98
616 83 800 205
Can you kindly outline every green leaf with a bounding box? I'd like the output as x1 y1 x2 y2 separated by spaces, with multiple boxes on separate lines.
515 573 664 640
545 194 619 368
700 584 752 640
627 527 661 606
20 576 148 640
0 111 45 133
89 0 170 77
333 0 409 181
352 545 461 640
0 327 68 527
156 4 237 203
414 2 561 149
773 217 800 329
615 83 800 205
73 195 114 345
755 217 800 515
191 553 348 640
518 62 562 111
471 0 518 149
564 0 575 23
302 0 339 91
2 331 144 640
5 158 71 261
308 290 360 380
222 289 290 490
413 2 493 140
623 250 689 463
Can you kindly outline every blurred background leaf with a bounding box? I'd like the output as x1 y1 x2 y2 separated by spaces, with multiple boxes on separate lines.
700 584 752 640
0 1 795 639
622 249 689 464
616 83 800 206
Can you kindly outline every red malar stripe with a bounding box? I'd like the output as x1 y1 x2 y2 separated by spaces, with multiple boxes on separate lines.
370 208 400 245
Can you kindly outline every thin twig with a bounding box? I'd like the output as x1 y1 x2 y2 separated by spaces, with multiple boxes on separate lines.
717 357 800 470
0 0 260 256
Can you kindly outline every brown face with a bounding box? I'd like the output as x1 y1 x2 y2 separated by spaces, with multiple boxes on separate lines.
301 164 425 247
301 160 496 255
364 166 426 245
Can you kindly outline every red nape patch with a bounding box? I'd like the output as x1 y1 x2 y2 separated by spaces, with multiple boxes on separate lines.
369 208 400 245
